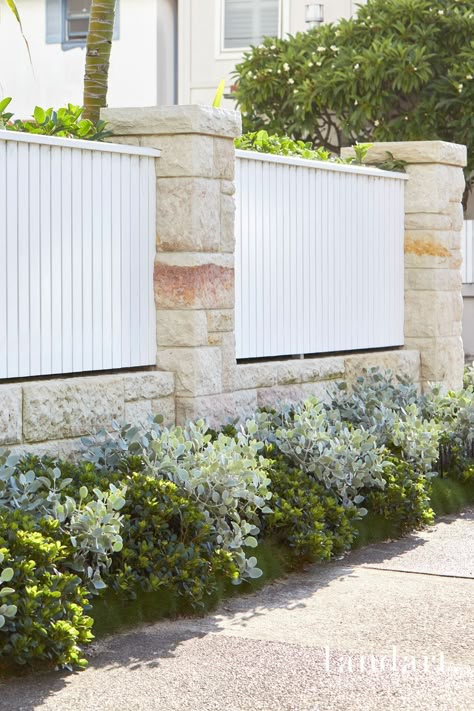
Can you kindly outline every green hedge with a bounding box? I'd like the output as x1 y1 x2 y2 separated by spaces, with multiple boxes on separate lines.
1 367 474 671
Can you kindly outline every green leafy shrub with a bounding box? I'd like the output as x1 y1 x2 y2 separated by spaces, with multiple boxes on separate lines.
106 473 238 605
83 419 272 581
263 457 356 561
364 456 434 533
0 97 112 141
0 509 93 669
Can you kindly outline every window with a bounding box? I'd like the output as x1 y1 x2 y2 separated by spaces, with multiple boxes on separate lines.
223 0 279 50
65 0 90 43
46 0 120 47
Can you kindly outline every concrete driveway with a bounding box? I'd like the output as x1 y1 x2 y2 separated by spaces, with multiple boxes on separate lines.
1 509 473 711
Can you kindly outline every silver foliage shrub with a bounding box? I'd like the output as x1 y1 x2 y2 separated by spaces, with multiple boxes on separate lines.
255 398 387 510
83 419 272 581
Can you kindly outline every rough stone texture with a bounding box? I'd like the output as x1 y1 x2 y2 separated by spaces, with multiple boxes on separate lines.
344 350 421 384
0 385 22 445
405 268 462 292
207 309 234 333
139 134 214 178
235 362 279 390
102 105 242 139
342 140 467 167
155 254 234 311
23 377 126 442
276 357 345 385
156 177 221 252
213 138 235 180
176 390 258 427
405 336 465 385
7 371 176 452
256 382 335 408
156 310 208 348
124 399 153 424
220 191 236 252
405 291 463 339
151 395 176 426
123 372 175 400
403 165 466 214
156 347 222 397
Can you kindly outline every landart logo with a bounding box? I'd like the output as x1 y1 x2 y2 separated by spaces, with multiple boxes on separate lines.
324 646 446 675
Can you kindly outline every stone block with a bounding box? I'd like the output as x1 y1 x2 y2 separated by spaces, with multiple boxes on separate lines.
341 141 467 167
139 134 214 178
405 292 463 338
344 350 421 384
405 336 464 389
404 249 462 271
176 390 258 427
219 332 237 392
151 395 176 426
214 138 235 180
221 180 235 196
155 254 234 310
220 192 236 252
405 230 461 258
102 105 242 139
157 310 208 347
156 347 222 397
23 377 125 442
123 372 175 401
124 399 153 424
207 309 234 333
276 357 345 385
405 269 462 292
256 382 333 409
156 177 221 251
404 165 466 214
404 213 453 231
235 363 279 390
0 385 22 445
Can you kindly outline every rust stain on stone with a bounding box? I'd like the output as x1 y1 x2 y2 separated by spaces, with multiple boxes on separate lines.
405 237 450 258
154 262 234 309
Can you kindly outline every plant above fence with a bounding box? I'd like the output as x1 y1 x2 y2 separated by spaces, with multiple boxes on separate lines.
0 98 112 141
235 131 406 172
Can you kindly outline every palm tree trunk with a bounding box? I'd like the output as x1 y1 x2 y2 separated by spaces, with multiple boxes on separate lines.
83 0 116 123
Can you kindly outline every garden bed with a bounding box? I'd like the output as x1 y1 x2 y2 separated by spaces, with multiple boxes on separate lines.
1 367 474 672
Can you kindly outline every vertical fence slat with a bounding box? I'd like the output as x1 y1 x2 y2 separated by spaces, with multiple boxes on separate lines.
0 142 7 376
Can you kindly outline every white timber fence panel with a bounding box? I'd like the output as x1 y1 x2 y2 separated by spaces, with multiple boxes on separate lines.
0 130 159 379
235 150 408 360
462 221 474 284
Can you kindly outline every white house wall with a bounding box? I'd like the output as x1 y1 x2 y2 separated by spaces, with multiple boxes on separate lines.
0 0 159 117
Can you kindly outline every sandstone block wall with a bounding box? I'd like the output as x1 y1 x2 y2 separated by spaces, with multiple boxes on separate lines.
0 371 175 458
343 141 467 390
103 106 241 422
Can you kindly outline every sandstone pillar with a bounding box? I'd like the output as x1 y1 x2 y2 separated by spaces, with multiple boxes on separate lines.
343 141 467 390
103 106 241 422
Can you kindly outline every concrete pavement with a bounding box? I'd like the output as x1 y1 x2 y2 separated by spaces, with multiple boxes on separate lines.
1 509 473 710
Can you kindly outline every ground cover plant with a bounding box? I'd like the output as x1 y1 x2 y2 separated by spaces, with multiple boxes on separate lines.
1 367 474 671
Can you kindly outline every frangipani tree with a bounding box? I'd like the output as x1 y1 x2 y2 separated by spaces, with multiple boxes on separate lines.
234 0 474 206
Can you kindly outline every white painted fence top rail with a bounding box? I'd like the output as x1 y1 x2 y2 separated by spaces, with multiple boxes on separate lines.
235 148 410 180
235 150 407 360
0 130 158 379
0 128 160 157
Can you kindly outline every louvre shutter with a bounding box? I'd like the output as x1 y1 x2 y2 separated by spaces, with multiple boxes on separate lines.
224 0 279 49
46 0 63 44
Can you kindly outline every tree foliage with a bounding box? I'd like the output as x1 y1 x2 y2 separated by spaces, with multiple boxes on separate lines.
233 0 474 197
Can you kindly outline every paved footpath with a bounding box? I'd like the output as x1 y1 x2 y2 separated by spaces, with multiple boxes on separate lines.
1 509 473 711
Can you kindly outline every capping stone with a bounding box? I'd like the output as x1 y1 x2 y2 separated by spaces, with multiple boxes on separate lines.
102 106 242 140
341 141 467 167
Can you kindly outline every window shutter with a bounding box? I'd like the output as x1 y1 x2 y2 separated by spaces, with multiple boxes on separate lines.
113 0 120 40
46 0 63 44
224 0 279 49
